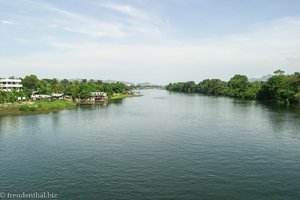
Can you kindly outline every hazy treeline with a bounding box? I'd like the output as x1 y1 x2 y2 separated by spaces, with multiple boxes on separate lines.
166 70 300 105
0 75 131 103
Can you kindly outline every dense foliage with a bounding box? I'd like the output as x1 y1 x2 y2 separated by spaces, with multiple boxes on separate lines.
0 90 27 104
0 75 130 103
166 70 300 105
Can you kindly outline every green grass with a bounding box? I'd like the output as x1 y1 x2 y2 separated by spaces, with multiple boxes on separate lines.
19 104 37 111
19 100 76 112
110 93 136 100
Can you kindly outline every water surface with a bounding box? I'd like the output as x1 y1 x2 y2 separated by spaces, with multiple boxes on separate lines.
0 89 300 200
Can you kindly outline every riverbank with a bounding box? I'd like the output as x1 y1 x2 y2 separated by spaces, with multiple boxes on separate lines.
0 100 76 116
166 71 300 106
20 100 76 111
0 94 142 116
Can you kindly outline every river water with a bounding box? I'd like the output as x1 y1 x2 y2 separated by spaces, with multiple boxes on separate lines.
0 89 300 200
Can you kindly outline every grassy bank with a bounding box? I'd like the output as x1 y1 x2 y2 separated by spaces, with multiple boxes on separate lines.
19 100 76 112
0 100 76 116
110 93 138 100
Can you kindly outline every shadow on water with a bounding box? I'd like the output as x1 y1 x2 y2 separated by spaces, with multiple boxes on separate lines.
255 100 300 119
78 100 124 112
168 91 300 139
230 97 300 131
0 106 77 118
206 94 300 117
256 101 300 138
110 99 124 105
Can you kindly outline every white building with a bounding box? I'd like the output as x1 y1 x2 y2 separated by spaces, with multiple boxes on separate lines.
0 78 23 92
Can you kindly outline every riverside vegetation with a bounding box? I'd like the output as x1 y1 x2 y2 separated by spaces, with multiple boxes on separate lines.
166 70 300 106
0 75 134 113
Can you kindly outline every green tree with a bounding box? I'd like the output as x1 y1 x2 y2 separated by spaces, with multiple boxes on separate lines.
295 92 300 104
38 80 51 94
22 75 40 91
244 82 261 99
228 75 249 98
274 69 285 75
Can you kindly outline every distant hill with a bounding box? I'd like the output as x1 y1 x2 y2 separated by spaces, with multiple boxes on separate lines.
103 80 135 86
65 78 159 87
249 74 272 82
137 82 154 87
67 78 83 82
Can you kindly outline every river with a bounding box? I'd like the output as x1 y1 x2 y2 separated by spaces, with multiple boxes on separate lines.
0 89 300 200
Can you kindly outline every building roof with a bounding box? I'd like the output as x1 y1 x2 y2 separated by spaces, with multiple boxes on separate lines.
51 93 64 97
0 79 22 83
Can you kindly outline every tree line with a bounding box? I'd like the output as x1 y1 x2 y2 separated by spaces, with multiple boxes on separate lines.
166 70 300 105
0 75 131 103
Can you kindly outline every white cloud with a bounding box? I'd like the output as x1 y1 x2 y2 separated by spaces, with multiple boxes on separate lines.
99 3 149 20
97 2 166 38
1 20 14 24
1 1 299 83
18 0 127 38
48 24 58 28
1 0 166 39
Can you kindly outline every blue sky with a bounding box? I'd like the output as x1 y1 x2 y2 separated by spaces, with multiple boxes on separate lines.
1 0 300 84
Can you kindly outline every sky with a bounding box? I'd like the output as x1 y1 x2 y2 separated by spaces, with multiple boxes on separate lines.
0 0 300 84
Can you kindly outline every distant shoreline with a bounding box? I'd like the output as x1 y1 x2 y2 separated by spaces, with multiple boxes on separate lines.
166 71 300 106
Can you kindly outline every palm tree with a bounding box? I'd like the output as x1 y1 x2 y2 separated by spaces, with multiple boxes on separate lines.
51 80 64 94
